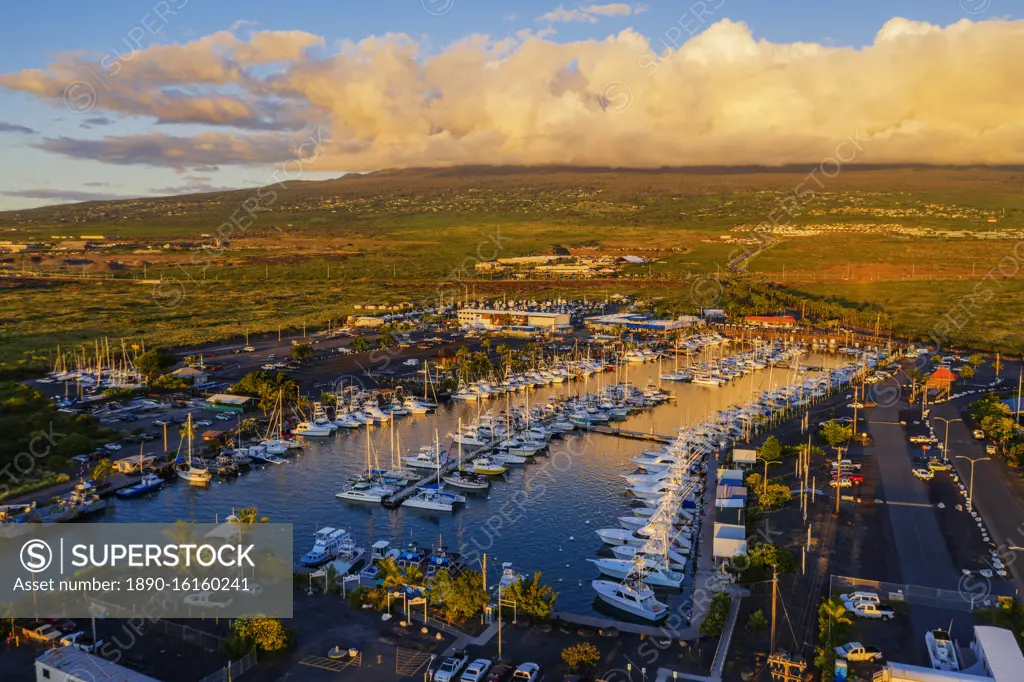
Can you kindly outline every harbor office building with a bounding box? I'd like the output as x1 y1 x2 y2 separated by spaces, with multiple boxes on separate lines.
457 309 570 330
584 313 701 334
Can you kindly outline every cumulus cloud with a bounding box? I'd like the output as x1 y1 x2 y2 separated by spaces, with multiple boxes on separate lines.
539 3 645 24
0 121 35 134
2 17 1024 170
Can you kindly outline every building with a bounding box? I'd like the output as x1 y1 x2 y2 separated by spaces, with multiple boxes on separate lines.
712 507 747 560
732 448 757 466
744 315 797 328
702 308 727 321
584 313 699 334
457 309 570 330
717 468 744 486
170 366 208 385
205 394 251 412
350 315 387 328
715 484 747 508
36 647 162 681
872 626 1024 682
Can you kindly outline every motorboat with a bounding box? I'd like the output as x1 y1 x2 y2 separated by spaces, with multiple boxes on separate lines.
325 538 365 576
463 457 508 476
498 562 527 590
403 397 435 413
442 471 490 491
402 489 455 512
115 473 163 499
359 540 402 581
294 421 332 437
300 527 351 567
592 579 668 621
610 544 688 569
588 557 684 588
925 629 960 671
336 481 394 503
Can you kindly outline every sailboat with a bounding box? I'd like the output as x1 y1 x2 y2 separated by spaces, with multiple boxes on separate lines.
442 422 490 491
176 414 212 484
336 430 395 503
403 432 462 512
116 444 164 498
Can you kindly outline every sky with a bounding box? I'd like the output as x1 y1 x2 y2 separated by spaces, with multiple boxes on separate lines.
0 0 1020 210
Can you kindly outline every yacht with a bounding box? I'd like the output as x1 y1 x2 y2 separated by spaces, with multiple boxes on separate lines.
463 457 508 476
403 397 435 413
300 527 351 567
610 544 689 568
176 415 212 485
402 488 455 512
325 536 365 576
404 447 450 470
294 421 332 437
925 629 960 671
336 481 394 503
115 473 163 499
441 471 490 491
588 557 684 588
592 579 668 621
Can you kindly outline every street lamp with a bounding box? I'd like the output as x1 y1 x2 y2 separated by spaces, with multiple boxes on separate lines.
954 454 991 511
934 417 963 462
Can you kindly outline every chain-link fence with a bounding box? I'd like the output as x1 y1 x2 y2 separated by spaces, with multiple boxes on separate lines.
831 574 997 612
149 618 226 651
198 650 258 682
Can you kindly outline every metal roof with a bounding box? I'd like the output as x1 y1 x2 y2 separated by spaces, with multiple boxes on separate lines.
974 625 1024 681
37 647 163 681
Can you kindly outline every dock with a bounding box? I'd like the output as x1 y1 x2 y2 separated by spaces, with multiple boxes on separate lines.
381 438 500 508
587 424 675 444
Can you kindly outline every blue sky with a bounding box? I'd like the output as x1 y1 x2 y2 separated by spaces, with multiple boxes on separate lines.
0 0 1014 210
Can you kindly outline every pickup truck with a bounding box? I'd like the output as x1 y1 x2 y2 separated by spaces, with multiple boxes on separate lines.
846 602 895 620
834 642 884 662
928 460 952 472
913 468 935 481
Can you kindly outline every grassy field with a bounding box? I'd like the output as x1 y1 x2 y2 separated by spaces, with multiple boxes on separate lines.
3 166 1024 373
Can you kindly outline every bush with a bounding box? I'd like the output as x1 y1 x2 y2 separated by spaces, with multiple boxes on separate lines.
699 592 732 639
746 609 769 632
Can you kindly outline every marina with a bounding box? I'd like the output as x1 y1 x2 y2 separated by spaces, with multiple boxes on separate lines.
87 343 850 617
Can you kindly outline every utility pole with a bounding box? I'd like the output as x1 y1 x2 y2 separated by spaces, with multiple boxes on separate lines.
770 566 778 653
834 446 847 517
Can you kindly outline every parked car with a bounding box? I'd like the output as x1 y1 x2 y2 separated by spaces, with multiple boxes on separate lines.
104 443 122 451
434 651 470 682
829 477 853 488
512 663 542 682
154 419 170 426
986 444 998 455
973 429 986 440
913 468 935 481
461 659 493 682
215 413 234 421
928 460 952 472
839 592 881 606
183 592 233 609
194 419 212 427
485 664 514 681
849 474 864 485
71 454 91 464
140 432 159 441
834 642 883 662
46 618 77 634
243 346 256 352
32 624 63 642
846 602 895 620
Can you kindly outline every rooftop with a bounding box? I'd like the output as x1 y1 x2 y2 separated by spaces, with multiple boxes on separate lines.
37 647 163 681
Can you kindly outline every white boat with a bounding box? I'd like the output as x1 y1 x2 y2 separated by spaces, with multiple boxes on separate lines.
300 527 351 566
336 481 393 503
176 415 212 484
610 544 689 568
498 562 526 590
925 629 960 671
463 457 508 475
588 557 684 588
325 539 365 576
592 579 668 621
452 430 488 446
294 421 332 437
618 516 647 530
311 402 339 431
442 472 490 491
491 452 528 465
402 489 454 512
403 397 434 413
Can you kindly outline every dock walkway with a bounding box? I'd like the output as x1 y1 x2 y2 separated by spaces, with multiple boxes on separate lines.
381 438 500 508
587 424 675 444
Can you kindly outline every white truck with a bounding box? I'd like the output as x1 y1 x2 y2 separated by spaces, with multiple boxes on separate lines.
847 602 895 620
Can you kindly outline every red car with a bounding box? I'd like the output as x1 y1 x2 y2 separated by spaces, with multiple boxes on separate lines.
486 664 514 681
850 474 864 485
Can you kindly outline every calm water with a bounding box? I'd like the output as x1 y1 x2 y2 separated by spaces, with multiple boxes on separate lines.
100 353 840 615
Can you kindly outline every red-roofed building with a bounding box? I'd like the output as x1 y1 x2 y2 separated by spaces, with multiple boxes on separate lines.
744 315 797 329
926 366 958 398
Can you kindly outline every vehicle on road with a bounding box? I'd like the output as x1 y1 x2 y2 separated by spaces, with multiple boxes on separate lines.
846 602 894 620
434 651 470 682
243 346 256 352
834 642 883 662
215 413 234 421
986 444 997 455
829 476 853 488
104 443 122 451
461 659 493 682
928 460 952 472
913 468 935 480
972 429 985 440
261 364 275 370
194 419 212 427
485 664 514 681
183 592 233 609
71 454 91 464
849 474 864 485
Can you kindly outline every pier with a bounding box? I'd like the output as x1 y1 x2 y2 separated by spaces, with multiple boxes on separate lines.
381 438 500 508
587 424 675 444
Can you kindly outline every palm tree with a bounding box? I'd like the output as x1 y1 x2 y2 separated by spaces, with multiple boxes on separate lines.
376 557 405 588
818 598 853 647
232 506 269 525
403 565 425 587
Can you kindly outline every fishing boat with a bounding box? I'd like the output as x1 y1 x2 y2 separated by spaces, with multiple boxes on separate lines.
359 540 402 581
588 557 684 588
592 579 668 621
325 536 365 576
498 562 528 590
115 473 163 499
176 415 212 484
610 544 689 568
925 629 960 671
294 420 332 437
300 527 351 567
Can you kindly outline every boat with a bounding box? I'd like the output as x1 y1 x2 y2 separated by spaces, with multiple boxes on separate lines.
442 471 490 491
325 537 365 576
463 457 508 476
402 488 455 512
588 557 684 588
592 579 668 621
336 481 394 503
359 540 402 581
610 544 689 568
403 397 434 413
498 562 527 590
300 527 351 567
925 629 960 671
176 415 212 484
294 421 332 437
115 473 164 499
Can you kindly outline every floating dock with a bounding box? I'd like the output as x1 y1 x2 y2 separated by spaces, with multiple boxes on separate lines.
586 424 675 444
381 438 500 508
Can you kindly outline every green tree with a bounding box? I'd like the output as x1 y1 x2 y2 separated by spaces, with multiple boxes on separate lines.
817 598 852 647
959 365 975 382
379 332 397 349
504 572 558 618
699 592 732 638
820 420 852 447
757 483 793 510
56 433 96 459
135 348 177 381
968 353 985 369
292 344 314 362
90 458 113 481
746 609 769 632
561 642 600 671
231 616 288 652
758 436 783 463
350 338 370 353
428 569 489 622
747 542 797 573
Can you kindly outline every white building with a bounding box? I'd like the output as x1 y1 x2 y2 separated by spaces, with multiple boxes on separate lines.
456 309 570 330
873 626 1024 682
36 647 163 682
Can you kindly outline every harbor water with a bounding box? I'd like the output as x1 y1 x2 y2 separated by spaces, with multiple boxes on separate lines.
99 354 842 617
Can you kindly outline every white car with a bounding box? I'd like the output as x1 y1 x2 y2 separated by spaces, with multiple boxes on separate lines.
261 363 276 370
460 658 492 682
846 602 894 620
840 592 881 606
913 468 935 481
434 651 469 682
513 663 541 681
104 443 122 451
60 631 104 652
194 419 212 426
403 358 421 366
183 592 233 609
973 429 985 440
243 346 256 352
215 413 234 421
33 625 63 642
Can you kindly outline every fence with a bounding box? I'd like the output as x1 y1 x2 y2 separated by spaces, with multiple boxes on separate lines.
198 650 258 682
149 618 227 651
830 575 997 613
